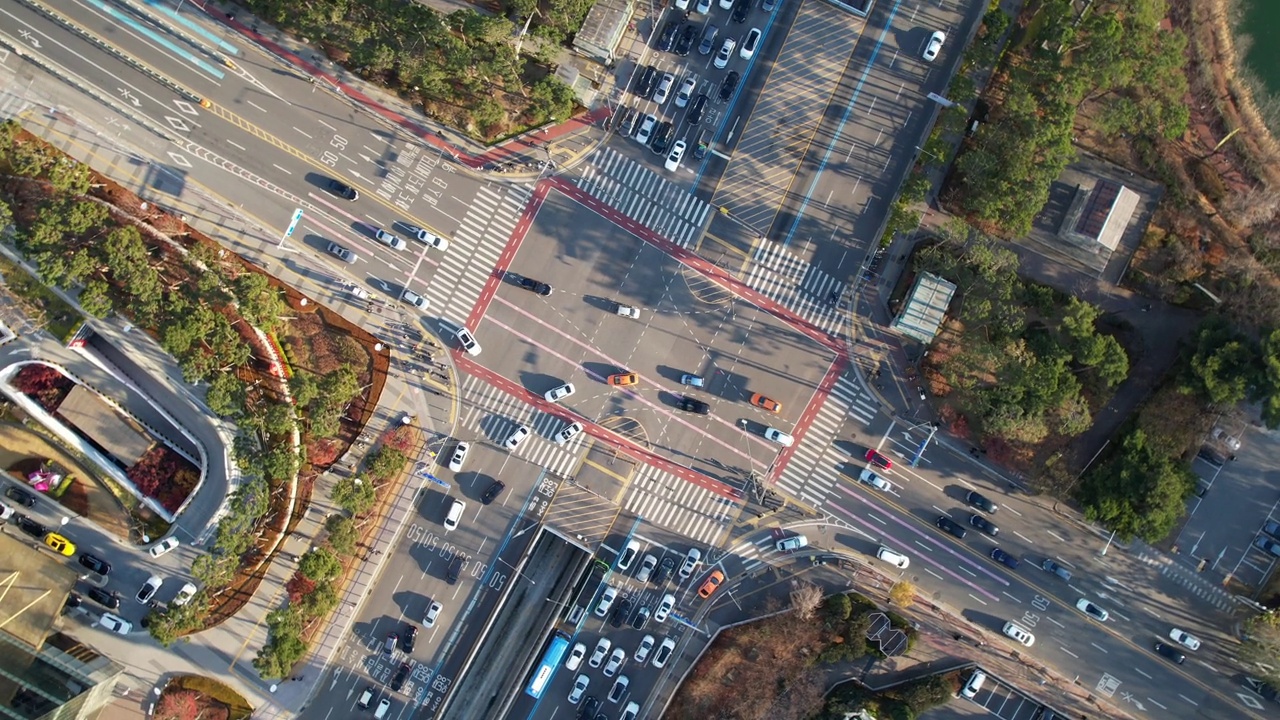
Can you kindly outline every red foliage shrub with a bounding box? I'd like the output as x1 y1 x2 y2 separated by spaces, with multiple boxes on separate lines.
127 446 200 513
155 689 200 720
12 364 74 412
307 438 341 468
285 573 316 604
382 425 419 455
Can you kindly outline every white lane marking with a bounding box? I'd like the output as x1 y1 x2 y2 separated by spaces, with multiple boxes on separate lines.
1014 531 1034 544
1046 616 1064 628
1090 642 1108 653
1135 668 1152 679
272 164 292 175
1148 698 1167 710
1059 646 1078 658
1178 694 1198 706
924 568 942 580
1047 529 1066 543
293 127 312 139
246 100 266 112
968 593 987 606
1002 592 1021 603
227 140 246 151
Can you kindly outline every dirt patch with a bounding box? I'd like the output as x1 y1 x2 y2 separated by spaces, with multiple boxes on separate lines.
0 421 131 540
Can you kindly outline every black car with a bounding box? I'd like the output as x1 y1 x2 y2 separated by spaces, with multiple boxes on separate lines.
635 66 659 98
969 514 999 537
327 179 358 201
620 108 642 137
731 0 750 23
401 625 418 653
719 71 740 101
64 593 82 612
15 514 47 539
390 661 412 692
657 21 680 52
580 696 601 719
936 515 967 539
631 606 651 630
677 397 711 414
990 547 1019 569
675 25 697 56
656 556 676 583
6 486 36 508
650 122 675 155
687 95 708 125
446 554 465 584
610 598 633 628
481 480 506 505
1154 641 1185 664
87 587 121 610
517 276 552 296
78 553 111 575
966 490 997 514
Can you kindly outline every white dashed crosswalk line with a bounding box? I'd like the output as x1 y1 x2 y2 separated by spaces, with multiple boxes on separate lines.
573 147 710 248
623 465 736 546
775 375 878 506
743 242 846 336
423 185 528 323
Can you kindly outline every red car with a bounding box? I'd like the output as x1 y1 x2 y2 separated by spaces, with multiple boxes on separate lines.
865 449 892 469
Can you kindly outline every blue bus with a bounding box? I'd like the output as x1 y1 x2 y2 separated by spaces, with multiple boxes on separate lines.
525 631 572 699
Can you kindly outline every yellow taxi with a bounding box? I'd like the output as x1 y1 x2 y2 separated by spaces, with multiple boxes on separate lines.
608 372 639 387
44 533 76 557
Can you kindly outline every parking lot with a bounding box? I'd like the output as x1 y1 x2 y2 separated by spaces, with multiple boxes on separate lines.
472 190 839 485
964 670 1055 720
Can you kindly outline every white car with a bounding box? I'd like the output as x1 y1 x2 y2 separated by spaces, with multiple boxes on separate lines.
634 114 657 144
568 674 589 704
443 499 465 531
411 227 450 251
1076 597 1109 622
136 575 163 604
654 593 675 623
923 30 945 61
622 702 641 720
1002 621 1035 646
634 635 655 664
653 73 675 105
424 600 443 627
545 383 576 402
664 140 687 172
589 637 612 667
876 546 910 569
0 500 14 522
554 421 584 446
695 0 711 13
400 288 429 309
504 425 530 450
717 0 732 8
375 229 407 250
565 642 587 671
652 637 676 668
603 647 627 677
618 540 641 571
740 28 761 59
675 77 697 108
608 675 630 704
858 468 892 492
148 537 180 558
99 613 132 634
776 535 808 552
678 548 701 578
714 38 737 69
595 586 619 617
172 582 197 607
454 327 481 356
764 427 794 446
1169 628 1201 651
448 442 469 472
636 554 658 583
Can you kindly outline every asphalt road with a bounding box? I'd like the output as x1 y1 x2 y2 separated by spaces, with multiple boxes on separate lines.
2 1 1274 719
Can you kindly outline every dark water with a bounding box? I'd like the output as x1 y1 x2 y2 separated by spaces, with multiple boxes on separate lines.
1241 0 1280 98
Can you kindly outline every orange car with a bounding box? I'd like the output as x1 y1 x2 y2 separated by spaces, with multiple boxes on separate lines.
750 393 781 413
698 569 725 599
608 372 639 387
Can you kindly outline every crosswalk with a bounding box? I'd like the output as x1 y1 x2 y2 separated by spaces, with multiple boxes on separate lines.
456 375 585 477
421 184 528 323
622 464 738 546
775 374 879 508
743 241 848 337
730 535 789 574
574 147 712 249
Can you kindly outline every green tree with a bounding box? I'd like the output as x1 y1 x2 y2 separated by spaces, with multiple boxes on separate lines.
1182 317 1259 405
79 279 114 318
290 372 320 408
332 476 376 515
325 515 357 556
298 547 342 582
233 272 285 333
1240 610 1280 686
206 372 246 417
365 447 407 482
263 402 297 436
1260 329 1280 428
253 607 307 679
1077 428 1195 542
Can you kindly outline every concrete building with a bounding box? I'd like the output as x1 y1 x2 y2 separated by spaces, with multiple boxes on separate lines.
1057 179 1140 255
572 0 633 63
0 532 124 720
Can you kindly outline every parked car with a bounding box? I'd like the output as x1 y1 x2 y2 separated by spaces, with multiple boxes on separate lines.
15 514 47 539
603 647 626 677
172 582 198 607
5 486 36 508
657 21 680 52
740 27 761 58
136 575 163 604
719 71 740 101
675 77 697 107
400 625 418 653
390 662 412 692
687 95 708 125
675 25 698 56
566 642 587 671
595 586 619 617
876 546 910 569
923 30 946 61
653 637 676 667
636 554 658 583
653 73 675 105
481 481 506 505
732 0 751 22
88 587 121 610
43 533 75 556
424 600 443 627
447 442 469 472
664 140 687 172
149 536 180 557
569 674 590 704
1002 621 1034 646
634 635 655 664
590 637 612 668
99 613 132 635
713 38 737 69
654 593 675 622
679 548 702 578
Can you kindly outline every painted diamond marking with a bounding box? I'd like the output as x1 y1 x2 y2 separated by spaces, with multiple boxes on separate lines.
1238 692 1264 710
166 152 192 168
173 100 199 116
165 116 191 132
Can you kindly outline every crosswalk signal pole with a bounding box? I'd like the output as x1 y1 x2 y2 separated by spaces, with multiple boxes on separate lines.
909 423 939 468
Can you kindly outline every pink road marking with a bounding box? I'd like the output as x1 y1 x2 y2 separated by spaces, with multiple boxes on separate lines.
484 305 768 464
826 487 1006 601
767 354 848 483
210 11 610 168
464 181 548 331
454 355 743 500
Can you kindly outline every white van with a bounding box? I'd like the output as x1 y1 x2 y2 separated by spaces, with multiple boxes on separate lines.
961 670 986 698
444 498 465 531
357 686 374 709
373 697 391 719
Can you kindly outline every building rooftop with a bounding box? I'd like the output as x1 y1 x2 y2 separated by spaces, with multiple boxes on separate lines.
0 529 80 651
57 385 153 467
891 272 957 345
